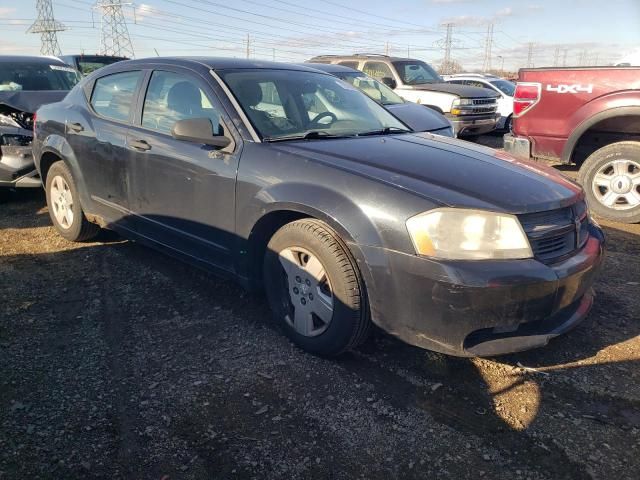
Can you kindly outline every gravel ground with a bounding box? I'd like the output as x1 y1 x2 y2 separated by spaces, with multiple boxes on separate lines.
1 140 639 479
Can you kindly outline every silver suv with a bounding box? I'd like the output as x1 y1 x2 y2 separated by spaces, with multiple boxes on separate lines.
308 54 499 137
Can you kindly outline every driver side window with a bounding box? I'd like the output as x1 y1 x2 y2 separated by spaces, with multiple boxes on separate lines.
142 71 221 135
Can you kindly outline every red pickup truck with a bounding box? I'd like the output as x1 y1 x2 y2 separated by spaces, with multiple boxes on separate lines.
504 67 640 223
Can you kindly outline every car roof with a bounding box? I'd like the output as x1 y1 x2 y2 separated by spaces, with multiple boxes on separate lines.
60 54 129 60
0 55 69 65
301 63 360 73
309 54 414 63
445 76 496 82
119 57 329 72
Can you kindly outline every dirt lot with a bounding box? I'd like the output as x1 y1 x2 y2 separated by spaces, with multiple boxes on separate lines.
1 145 639 479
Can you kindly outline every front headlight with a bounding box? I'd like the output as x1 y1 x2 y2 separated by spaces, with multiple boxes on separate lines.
452 98 473 107
406 208 533 260
0 113 21 128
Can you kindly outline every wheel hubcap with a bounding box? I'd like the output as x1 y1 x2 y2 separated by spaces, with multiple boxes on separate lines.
591 159 640 210
50 175 74 229
278 246 333 337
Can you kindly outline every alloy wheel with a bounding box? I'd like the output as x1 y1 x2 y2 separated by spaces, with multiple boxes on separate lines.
591 159 640 210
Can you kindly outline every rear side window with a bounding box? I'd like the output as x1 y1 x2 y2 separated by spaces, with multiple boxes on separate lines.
90 71 141 122
465 80 491 89
338 61 359 69
363 61 394 80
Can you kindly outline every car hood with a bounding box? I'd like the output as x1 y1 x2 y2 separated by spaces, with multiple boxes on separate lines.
402 82 497 98
271 133 582 214
0 90 68 114
385 102 451 133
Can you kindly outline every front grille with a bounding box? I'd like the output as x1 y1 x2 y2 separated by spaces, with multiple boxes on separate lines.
470 106 497 114
472 98 497 106
518 201 589 264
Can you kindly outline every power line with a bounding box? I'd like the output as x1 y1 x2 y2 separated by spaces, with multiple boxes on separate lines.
27 0 66 55
317 0 434 30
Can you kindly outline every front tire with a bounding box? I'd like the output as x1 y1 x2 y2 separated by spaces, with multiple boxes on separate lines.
45 161 100 241
263 219 371 356
578 141 640 224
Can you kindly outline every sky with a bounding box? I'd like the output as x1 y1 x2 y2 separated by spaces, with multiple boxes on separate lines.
0 0 639 71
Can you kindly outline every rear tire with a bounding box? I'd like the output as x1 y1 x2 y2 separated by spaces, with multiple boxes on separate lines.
578 141 640 224
263 219 371 356
45 161 100 241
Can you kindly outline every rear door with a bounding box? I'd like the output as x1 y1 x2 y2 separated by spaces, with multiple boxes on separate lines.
126 67 241 273
69 69 143 225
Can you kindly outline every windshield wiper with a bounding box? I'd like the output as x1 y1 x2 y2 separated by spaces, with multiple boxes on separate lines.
263 131 348 142
357 126 411 136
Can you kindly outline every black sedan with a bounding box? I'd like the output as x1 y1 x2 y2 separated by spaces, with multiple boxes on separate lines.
303 63 454 136
33 58 604 357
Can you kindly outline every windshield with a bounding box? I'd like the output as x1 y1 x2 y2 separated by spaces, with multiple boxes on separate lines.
76 56 126 75
335 72 405 105
0 62 80 91
392 61 442 85
490 79 515 96
222 69 409 140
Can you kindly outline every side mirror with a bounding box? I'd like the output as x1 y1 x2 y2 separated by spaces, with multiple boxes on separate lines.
171 117 231 148
380 77 397 89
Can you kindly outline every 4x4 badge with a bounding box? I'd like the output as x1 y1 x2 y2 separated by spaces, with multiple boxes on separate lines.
546 84 594 94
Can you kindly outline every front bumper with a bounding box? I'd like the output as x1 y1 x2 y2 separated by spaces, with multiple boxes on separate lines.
447 113 498 137
360 223 605 357
503 133 531 160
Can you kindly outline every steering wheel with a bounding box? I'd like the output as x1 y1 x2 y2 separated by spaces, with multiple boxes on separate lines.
308 111 337 129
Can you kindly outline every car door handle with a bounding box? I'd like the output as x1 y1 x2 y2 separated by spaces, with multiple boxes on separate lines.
129 139 151 151
68 122 84 133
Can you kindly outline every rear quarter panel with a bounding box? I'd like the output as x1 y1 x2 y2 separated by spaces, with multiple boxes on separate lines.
514 68 640 161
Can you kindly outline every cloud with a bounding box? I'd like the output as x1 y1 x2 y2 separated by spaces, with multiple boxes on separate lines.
440 15 487 27
439 4 544 26
495 7 514 17
0 7 17 17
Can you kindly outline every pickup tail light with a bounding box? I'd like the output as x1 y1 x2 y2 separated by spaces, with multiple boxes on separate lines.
513 82 541 117
32 112 37 136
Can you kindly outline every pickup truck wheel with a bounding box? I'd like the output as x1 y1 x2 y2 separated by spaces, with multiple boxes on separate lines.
579 141 640 223
263 219 371 356
45 161 100 241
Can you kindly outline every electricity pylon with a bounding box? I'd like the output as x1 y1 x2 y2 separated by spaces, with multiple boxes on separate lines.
482 23 494 71
94 0 135 58
28 0 66 56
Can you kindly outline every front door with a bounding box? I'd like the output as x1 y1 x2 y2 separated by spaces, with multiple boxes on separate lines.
126 68 241 273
